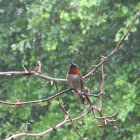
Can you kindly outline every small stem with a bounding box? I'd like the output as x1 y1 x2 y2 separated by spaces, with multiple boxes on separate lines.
0 89 72 106
83 10 140 79
99 62 104 111
55 83 83 140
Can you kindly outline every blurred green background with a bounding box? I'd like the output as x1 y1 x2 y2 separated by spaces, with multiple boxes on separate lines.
0 0 140 139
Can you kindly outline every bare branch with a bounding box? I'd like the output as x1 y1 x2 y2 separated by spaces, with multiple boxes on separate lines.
0 89 71 106
83 10 140 79
99 59 105 111
35 61 42 73
1 10 140 84
83 92 105 97
33 73 67 82
137 9 140 16
2 9 140 140
5 111 89 140
72 48 78 63
55 83 84 140
25 121 30 133
0 71 67 82
91 106 120 128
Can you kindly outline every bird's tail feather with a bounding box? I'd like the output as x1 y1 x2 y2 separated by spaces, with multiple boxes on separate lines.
74 92 92 106
74 92 85 105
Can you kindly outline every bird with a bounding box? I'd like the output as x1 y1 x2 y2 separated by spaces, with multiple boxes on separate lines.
66 62 92 105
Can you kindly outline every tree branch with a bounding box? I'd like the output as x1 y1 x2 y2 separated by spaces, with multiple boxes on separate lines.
1 9 139 83
83 9 140 79
99 57 105 111
0 89 71 106
1 9 140 140
91 106 120 128
0 71 67 82
5 111 89 140
0 10 139 84
55 83 84 140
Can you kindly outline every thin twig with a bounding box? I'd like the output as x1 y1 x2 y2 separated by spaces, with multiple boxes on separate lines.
83 9 140 79
83 92 105 97
72 49 78 63
25 121 30 133
0 90 103 106
0 89 72 106
1 9 139 83
91 106 119 128
99 59 105 111
55 83 83 140
5 111 89 140
0 71 67 82
2 9 140 140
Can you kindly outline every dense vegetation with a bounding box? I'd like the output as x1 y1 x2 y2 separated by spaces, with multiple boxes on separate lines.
0 0 140 139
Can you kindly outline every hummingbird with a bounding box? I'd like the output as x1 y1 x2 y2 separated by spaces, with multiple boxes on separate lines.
66 63 92 105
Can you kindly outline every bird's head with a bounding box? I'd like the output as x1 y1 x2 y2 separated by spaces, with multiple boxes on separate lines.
68 62 80 75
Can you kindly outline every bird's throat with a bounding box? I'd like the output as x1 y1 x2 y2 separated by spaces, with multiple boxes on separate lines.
68 67 80 75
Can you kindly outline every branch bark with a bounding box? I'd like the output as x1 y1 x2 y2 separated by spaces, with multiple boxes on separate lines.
1 9 139 83
0 71 67 82
1 8 140 140
83 9 140 79
5 111 89 140
0 89 71 106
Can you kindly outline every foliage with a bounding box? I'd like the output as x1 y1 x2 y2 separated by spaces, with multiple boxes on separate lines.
0 0 140 139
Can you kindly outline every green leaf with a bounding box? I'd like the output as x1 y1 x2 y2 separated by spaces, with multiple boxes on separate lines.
122 6 128 14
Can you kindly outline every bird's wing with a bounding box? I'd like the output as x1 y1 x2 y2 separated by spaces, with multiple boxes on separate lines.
79 73 84 92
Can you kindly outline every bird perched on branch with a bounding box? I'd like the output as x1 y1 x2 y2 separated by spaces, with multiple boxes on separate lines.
66 63 92 105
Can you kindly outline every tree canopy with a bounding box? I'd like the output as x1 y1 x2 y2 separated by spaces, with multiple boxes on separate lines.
0 0 140 139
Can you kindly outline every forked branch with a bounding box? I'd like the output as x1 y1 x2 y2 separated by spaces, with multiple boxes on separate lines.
1 9 140 140
0 10 139 82
55 83 84 140
5 111 89 140
83 9 140 79
0 89 72 106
